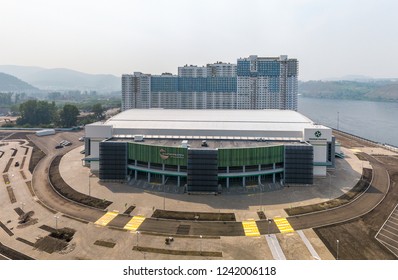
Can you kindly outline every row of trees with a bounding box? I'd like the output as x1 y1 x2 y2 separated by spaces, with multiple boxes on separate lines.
16 100 104 127
0 92 27 105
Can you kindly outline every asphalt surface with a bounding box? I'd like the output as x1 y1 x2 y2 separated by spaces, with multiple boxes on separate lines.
286 153 389 230
28 131 392 237
29 132 105 224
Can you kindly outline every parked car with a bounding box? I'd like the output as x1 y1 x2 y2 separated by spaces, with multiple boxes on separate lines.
63 141 72 146
55 145 63 149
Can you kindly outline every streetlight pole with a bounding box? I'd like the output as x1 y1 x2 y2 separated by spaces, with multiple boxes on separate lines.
54 215 59 231
136 231 140 249
267 219 271 236
88 173 91 196
336 239 340 260
163 187 166 210
199 235 202 256
327 172 336 200
20 202 25 212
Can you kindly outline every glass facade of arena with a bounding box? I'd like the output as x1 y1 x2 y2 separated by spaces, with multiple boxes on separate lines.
124 142 287 190
99 142 128 181
284 145 314 185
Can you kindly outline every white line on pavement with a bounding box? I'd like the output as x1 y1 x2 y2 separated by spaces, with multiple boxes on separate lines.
297 230 321 260
265 234 286 260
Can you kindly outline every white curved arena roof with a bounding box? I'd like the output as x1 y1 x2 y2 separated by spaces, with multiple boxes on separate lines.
100 109 326 139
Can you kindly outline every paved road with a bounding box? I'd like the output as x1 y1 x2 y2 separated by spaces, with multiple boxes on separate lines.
29 132 105 223
284 153 389 231
29 133 391 237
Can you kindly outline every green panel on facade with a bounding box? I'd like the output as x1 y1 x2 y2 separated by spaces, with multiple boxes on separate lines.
218 145 284 167
128 142 188 166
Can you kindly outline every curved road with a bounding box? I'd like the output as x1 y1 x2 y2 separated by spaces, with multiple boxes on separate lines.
31 137 391 237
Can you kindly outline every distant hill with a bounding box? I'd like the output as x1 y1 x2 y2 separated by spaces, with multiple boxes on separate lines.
299 80 398 102
366 84 398 101
0 72 41 92
0 65 120 92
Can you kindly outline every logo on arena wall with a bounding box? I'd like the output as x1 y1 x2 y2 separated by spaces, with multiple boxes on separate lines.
314 130 322 138
159 148 184 160
159 149 169 160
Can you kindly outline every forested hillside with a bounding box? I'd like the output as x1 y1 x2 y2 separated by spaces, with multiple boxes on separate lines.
299 80 398 102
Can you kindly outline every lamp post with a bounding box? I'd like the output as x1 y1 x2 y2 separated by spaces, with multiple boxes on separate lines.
336 239 340 260
54 215 59 231
20 202 25 212
199 235 203 256
88 173 91 196
136 231 140 249
337 111 340 130
267 219 272 236
327 172 336 200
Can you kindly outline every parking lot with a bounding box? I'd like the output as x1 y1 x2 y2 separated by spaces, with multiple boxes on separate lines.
376 204 398 256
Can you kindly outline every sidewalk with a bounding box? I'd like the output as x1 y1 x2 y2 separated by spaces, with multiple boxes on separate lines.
60 146 364 220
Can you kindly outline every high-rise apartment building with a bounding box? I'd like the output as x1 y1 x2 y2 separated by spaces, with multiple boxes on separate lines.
121 55 298 111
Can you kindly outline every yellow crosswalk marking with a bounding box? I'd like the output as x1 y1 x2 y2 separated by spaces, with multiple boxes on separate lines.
94 211 119 226
274 217 294 233
242 219 261 237
123 215 146 231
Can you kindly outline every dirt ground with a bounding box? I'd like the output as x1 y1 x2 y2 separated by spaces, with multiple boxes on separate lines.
314 133 398 260
49 155 112 209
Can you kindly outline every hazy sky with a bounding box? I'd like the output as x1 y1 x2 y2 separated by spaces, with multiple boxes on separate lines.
1 0 397 80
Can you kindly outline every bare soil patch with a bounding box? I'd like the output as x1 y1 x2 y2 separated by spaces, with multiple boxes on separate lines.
133 245 223 257
285 168 372 216
314 155 398 260
3 158 13 173
16 237 35 247
0 221 14 236
3 174 10 184
257 211 267 219
20 156 26 169
28 141 45 174
123 205 136 215
34 227 76 254
25 181 35 196
49 155 112 210
0 242 34 260
94 240 116 248
152 209 236 221
6 186 16 203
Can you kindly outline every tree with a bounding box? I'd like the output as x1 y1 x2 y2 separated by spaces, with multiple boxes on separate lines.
92 103 104 120
59 104 79 127
17 100 57 126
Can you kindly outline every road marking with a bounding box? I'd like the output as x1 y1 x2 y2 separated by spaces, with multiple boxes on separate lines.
242 219 260 237
350 148 362 154
94 211 119 226
273 217 295 233
265 234 286 260
297 230 321 260
123 215 146 231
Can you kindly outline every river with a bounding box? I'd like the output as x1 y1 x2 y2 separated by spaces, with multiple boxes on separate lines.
298 97 398 147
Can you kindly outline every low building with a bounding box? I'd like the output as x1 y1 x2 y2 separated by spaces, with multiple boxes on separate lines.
84 109 334 193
